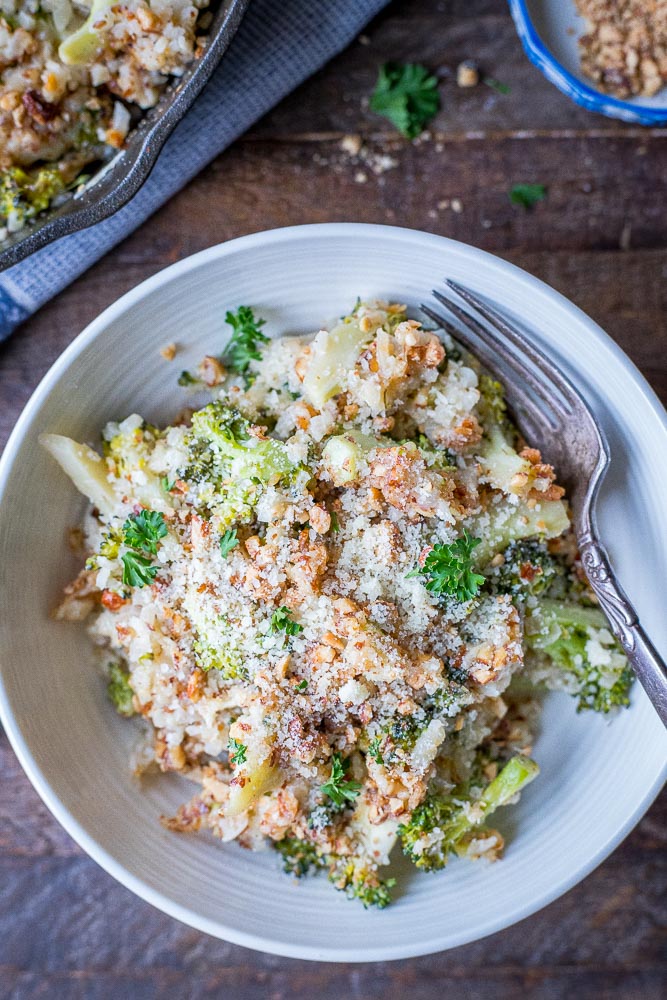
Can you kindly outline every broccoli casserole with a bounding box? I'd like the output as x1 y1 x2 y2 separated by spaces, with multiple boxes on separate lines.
0 0 211 237
42 300 632 907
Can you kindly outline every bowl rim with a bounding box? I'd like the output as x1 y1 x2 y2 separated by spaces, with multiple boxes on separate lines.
0 222 666 961
509 0 667 125
0 0 250 272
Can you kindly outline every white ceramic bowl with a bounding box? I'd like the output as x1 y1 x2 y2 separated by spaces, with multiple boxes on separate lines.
0 224 665 962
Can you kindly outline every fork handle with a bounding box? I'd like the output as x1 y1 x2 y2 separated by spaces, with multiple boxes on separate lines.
580 536 667 726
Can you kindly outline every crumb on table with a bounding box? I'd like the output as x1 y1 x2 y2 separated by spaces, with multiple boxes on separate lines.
457 60 480 88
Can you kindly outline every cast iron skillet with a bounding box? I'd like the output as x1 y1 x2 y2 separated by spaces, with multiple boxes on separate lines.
0 0 249 272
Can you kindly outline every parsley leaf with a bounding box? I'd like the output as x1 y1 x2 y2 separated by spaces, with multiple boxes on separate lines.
509 183 547 209
296 679 308 692
407 531 484 602
178 370 199 387
161 477 175 493
370 62 440 139
367 736 384 765
321 753 362 807
484 77 511 94
271 606 304 636
120 510 167 587
228 737 248 766
223 306 269 376
122 510 167 555
121 551 158 588
219 528 239 558
330 511 340 533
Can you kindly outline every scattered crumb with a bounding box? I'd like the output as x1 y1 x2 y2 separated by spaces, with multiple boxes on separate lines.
457 60 480 88
160 343 177 361
340 134 363 157
198 355 225 387
337 136 398 180
358 33 370 46
434 198 464 215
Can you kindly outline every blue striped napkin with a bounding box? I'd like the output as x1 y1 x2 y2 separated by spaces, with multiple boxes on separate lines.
0 0 388 340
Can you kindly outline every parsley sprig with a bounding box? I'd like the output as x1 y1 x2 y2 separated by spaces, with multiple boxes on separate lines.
122 510 167 554
271 606 304 636
228 737 248 766
370 62 440 139
120 509 167 588
223 306 269 376
408 531 484 602
509 183 547 209
321 753 362 807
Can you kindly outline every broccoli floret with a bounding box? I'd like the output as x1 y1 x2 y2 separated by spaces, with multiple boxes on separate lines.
107 663 135 717
328 857 396 909
1 165 66 227
102 417 158 477
415 434 456 469
398 755 539 871
486 539 563 598
182 402 296 525
273 838 395 908
364 712 431 768
275 836 328 877
189 402 293 483
526 599 632 713
423 680 474 717
307 801 345 832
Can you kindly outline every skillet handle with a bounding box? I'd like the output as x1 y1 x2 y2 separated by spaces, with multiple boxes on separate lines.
579 536 667 727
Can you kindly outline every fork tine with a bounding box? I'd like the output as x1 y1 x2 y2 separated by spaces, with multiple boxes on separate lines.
446 280 580 415
432 288 568 420
421 303 560 435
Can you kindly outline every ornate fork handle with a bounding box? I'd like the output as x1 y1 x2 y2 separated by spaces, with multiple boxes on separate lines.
579 536 667 725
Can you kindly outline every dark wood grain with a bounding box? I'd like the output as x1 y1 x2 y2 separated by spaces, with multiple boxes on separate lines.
1 0 666 996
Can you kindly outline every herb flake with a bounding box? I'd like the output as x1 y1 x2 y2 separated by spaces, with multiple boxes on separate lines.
271 606 304 636
228 737 248 766
219 528 239 558
321 753 362 807
509 183 547 209
484 77 511 94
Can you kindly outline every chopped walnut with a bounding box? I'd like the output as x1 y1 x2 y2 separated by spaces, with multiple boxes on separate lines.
576 0 667 97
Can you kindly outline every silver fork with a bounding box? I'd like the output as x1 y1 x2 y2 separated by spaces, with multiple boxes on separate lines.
422 280 667 726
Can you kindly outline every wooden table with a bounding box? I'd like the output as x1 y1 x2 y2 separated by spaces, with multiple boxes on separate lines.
1 1 665 996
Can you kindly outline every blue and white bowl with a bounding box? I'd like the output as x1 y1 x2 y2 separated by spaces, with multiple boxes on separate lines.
510 0 667 125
